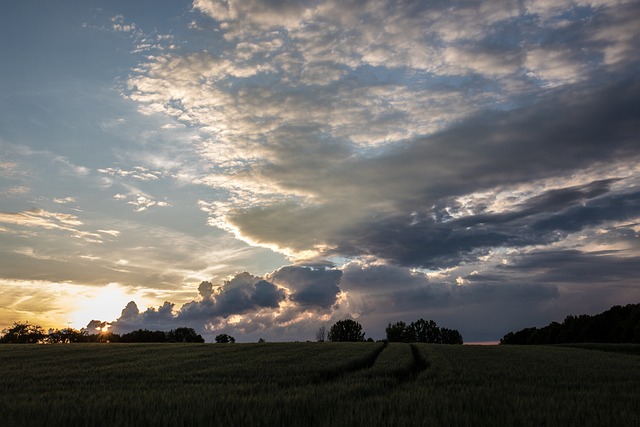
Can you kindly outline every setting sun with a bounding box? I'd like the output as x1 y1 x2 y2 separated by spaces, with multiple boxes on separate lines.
67 283 148 330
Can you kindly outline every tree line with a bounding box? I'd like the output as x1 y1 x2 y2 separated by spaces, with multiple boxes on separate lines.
500 303 640 345
1 318 464 345
385 319 463 344
316 318 463 344
0 323 206 344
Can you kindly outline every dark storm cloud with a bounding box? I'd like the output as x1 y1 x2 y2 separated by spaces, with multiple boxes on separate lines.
531 191 640 234
269 266 342 309
354 76 640 204
337 261 563 342
494 249 640 285
223 75 640 259
319 72 640 268
332 180 640 269
341 262 557 310
341 262 433 292
390 281 558 311
181 272 286 319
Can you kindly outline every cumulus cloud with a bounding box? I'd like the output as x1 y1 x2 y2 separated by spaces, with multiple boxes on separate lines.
100 257 626 342
104 266 348 338
269 266 342 309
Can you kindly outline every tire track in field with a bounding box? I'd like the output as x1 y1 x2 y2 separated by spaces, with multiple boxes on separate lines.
372 343 430 386
406 344 430 380
314 342 388 383
313 343 430 388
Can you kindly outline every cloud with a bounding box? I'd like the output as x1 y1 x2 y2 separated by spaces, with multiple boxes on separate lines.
109 190 172 212
217 76 640 263
106 266 344 337
0 159 20 178
12 0 634 343
0 186 30 197
102 259 562 342
269 266 342 309
0 208 83 229
127 195 171 212
0 209 113 244
53 197 76 204
120 0 640 264
491 249 640 286
98 167 164 181
97 229 121 237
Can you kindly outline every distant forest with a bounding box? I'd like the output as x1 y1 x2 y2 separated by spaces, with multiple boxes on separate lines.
0 324 206 344
501 303 640 345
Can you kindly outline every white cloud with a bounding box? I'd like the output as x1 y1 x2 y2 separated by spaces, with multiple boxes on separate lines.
97 229 121 237
53 197 76 204
98 166 163 181
127 195 172 212
0 159 19 178
525 48 585 86
0 209 83 229
0 186 30 197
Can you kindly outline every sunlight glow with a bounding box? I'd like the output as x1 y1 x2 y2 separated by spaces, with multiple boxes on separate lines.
67 283 148 330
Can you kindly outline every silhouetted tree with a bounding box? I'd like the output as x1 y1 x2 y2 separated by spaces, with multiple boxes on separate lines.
386 321 413 342
47 327 86 343
439 327 464 344
328 319 365 342
410 319 441 343
500 303 640 345
215 333 235 343
121 329 167 343
167 327 205 343
0 322 45 343
315 326 327 342
386 319 463 344
90 331 120 343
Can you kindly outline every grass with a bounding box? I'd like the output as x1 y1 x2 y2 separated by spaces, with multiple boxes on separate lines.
557 342 640 356
0 342 639 426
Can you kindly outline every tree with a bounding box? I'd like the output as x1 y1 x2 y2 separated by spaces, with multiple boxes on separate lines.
385 319 463 344
315 325 327 342
386 321 414 342
120 329 167 343
328 319 365 342
439 327 464 344
47 327 86 343
410 319 441 343
0 322 45 344
167 327 205 343
501 303 640 345
215 333 236 343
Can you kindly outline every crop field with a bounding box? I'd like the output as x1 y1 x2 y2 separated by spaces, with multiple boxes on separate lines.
1 342 639 426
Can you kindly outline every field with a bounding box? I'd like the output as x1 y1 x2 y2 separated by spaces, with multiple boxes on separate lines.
1 342 639 426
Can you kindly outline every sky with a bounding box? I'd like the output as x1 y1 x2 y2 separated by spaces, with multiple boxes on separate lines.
1 0 639 343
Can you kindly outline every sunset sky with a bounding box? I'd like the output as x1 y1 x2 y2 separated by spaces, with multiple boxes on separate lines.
1 0 639 342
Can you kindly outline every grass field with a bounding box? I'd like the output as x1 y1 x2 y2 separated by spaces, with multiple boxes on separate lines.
1 342 639 426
